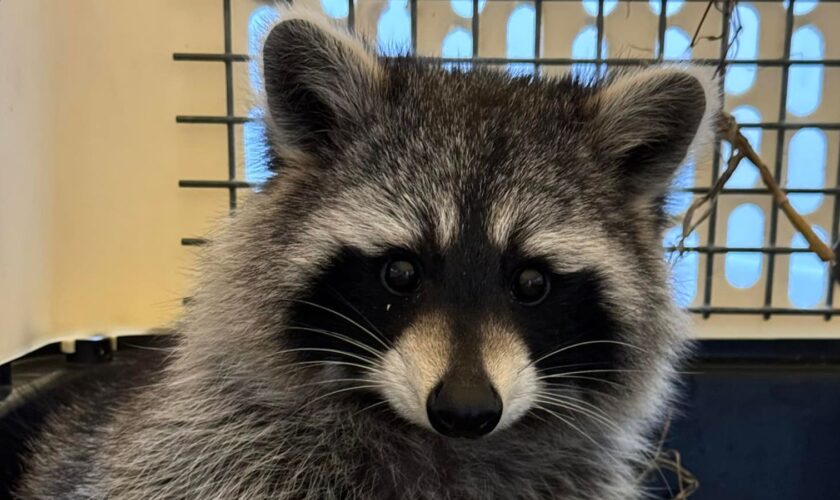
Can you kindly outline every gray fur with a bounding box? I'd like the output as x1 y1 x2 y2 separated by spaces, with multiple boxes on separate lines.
15 9 718 499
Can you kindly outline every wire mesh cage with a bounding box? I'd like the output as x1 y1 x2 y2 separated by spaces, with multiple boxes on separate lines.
174 0 840 328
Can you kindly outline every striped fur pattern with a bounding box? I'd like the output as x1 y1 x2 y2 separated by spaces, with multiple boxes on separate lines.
16 7 719 499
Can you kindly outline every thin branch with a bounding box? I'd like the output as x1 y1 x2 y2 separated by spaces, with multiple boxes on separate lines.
679 112 837 265
689 1 715 49
690 1 740 80
637 413 700 499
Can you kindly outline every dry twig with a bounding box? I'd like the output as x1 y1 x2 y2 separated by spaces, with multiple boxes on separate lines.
679 0 837 269
679 112 837 265
638 414 700 499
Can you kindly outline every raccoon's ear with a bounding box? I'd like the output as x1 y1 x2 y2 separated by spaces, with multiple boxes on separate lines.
588 66 720 201
261 13 383 165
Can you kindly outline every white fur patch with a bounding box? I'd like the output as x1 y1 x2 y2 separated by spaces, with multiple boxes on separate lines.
308 200 422 254
372 314 452 429
481 321 539 432
519 227 617 275
434 194 460 250
487 197 522 249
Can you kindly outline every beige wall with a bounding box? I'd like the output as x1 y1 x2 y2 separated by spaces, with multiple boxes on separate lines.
46 0 222 341
1 1 839 363
1 0 249 363
1 1 55 363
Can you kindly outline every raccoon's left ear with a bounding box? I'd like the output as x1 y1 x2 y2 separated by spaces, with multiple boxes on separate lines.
588 66 720 202
261 12 383 166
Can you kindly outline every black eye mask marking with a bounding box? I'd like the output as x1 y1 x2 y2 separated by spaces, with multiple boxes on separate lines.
284 249 423 367
505 267 624 391
283 245 625 395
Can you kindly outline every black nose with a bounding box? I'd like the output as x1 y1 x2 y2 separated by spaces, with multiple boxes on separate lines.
426 381 503 438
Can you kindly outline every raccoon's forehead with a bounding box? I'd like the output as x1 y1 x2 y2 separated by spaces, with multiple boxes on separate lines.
300 181 620 275
303 183 459 253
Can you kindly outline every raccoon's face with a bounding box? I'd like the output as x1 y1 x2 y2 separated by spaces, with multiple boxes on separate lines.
249 13 717 440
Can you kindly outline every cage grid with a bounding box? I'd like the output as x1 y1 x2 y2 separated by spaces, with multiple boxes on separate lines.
174 0 840 319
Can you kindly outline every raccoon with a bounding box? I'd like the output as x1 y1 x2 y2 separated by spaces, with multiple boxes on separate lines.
15 8 719 500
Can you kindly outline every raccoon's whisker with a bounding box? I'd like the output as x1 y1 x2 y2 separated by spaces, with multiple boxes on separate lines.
534 361 613 375
538 389 615 416
528 340 649 371
535 395 613 423
537 377 627 404
291 359 380 374
351 399 390 418
534 400 621 434
534 395 621 432
540 374 626 390
118 342 176 353
527 411 553 427
280 377 376 392
538 387 618 414
325 286 389 340
294 385 384 414
531 405 616 458
281 298 392 350
283 327 386 361
536 369 645 381
550 382 623 404
277 347 378 367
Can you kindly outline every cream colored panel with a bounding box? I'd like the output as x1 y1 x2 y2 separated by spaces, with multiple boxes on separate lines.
0 0 55 363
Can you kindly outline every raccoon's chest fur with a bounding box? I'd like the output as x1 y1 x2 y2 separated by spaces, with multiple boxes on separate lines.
19 372 633 500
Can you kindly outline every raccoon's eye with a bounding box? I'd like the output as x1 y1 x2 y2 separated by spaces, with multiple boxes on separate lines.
381 257 421 295
511 267 550 305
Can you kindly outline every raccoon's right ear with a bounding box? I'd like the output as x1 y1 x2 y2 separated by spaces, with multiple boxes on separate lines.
261 14 383 166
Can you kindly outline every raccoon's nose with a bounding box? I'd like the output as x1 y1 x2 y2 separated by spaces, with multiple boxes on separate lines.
426 381 503 438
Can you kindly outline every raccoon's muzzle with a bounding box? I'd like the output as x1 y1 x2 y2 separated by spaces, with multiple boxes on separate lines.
426 379 503 439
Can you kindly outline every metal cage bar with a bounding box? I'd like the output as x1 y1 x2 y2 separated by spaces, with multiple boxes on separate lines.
174 0 839 319
410 0 418 55
656 0 667 61
472 0 480 58
826 146 840 318
223 0 237 211
763 0 797 319
172 53 840 67
700 2 731 319
534 0 542 76
595 0 605 75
